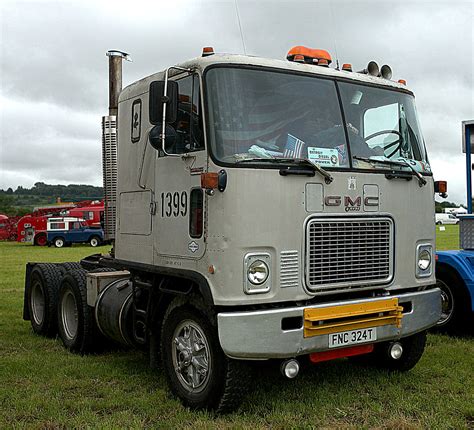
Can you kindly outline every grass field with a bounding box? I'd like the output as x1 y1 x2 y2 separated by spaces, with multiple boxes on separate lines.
0 231 473 429
435 224 460 250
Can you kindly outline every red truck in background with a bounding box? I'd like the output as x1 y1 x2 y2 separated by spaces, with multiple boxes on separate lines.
61 201 104 229
15 201 104 246
0 214 18 241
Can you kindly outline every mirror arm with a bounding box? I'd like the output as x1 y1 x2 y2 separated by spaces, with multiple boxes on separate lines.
161 66 193 157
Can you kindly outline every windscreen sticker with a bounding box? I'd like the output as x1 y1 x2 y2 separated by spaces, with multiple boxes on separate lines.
395 157 432 173
307 147 340 167
336 144 347 164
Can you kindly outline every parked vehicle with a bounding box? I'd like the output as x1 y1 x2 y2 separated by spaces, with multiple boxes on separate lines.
23 47 442 413
46 217 104 247
434 122 474 333
0 214 12 240
62 201 104 229
435 213 459 225
16 201 104 246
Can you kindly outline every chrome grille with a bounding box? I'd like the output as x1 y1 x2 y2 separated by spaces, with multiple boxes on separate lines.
280 250 299 288
306 218 393 291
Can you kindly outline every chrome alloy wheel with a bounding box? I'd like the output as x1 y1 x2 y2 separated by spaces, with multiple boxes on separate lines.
30 282 45 326
61 289 79 340
437 279 454 326
171 320 211 393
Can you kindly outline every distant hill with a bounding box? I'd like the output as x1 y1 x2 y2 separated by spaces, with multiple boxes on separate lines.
0 182 103 216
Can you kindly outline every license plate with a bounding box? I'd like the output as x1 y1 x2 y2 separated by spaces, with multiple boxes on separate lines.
328 327 377 348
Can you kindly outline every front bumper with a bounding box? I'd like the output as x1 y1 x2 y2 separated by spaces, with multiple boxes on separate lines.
217 288 441 359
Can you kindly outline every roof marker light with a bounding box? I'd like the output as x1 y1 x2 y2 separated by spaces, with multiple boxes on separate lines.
202 47 215 57
317 58 329 67
342 63 352 72
293 54 305 63
398 79 407 85
286 46 332 65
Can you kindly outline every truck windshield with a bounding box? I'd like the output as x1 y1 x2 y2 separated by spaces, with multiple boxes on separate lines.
338 82 430 172
205 67 430 173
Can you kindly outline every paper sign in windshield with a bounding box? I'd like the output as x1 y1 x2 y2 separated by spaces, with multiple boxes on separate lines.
307 147 340 167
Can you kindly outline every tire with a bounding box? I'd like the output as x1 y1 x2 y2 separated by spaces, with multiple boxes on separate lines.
434 267 470 333
435 221 442 225
371 331 427 372
59 262 82 274
34 233 47 247
160 296 251 413
89 236 101 247
57 269 101 354
53 237 65 248
26 263 63 337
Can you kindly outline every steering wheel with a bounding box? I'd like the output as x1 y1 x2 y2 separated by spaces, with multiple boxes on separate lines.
365 130 403 158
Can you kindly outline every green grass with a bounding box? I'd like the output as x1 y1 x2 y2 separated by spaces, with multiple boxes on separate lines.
436 224 460 250
1 240 473 429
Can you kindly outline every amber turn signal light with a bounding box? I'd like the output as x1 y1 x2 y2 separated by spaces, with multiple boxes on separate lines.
434 181 447 194
201 172 219 189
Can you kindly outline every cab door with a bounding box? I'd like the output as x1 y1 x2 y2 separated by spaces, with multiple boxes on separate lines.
153 73 207 262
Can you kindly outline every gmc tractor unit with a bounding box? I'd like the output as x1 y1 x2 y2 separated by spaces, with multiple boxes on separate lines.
23 47 442 413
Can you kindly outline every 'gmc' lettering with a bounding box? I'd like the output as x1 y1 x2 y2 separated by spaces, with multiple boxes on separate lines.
325 196 341 206
364 196 379 206
344 196 361 207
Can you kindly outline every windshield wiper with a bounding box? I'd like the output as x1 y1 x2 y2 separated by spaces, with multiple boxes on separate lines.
353 156 426 187
236 157 333 184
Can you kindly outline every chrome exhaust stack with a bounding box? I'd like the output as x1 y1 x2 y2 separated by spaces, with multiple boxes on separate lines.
102 50 131 243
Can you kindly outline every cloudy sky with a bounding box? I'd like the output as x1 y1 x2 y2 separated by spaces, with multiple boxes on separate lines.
1 0 473 204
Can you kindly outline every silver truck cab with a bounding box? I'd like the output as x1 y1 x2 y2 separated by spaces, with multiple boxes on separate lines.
25 47 441 413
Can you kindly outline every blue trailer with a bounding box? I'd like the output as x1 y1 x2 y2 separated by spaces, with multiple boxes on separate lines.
436 249 474 330
435 121 474 332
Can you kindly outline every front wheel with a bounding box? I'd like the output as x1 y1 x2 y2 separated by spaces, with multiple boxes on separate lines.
54 237 65 248
373 331 427 372
160 298 250 413
89 236 100 247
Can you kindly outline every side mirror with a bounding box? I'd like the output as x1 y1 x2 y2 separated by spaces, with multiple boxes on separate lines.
149 80 178 125
149 124 177 152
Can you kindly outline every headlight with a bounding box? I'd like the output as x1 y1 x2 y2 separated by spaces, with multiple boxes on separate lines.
416 244 432 278
418 250 431 271
247 260 269 285
244 253 271 294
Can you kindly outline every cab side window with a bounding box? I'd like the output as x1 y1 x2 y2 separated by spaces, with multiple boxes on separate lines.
171 75 204 154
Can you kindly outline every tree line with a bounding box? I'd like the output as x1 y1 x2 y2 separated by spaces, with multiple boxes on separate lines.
0 182 103 216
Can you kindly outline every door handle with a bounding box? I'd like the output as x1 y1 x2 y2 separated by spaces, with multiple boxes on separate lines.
150 201 157 215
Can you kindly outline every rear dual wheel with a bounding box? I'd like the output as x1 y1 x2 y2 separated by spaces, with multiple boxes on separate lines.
57 269 101 354
27 264 63 337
